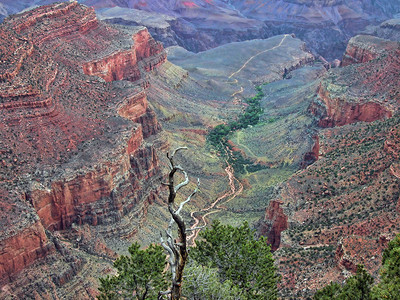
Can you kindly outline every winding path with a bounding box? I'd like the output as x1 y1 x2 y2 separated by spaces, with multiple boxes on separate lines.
228 34 289 98
187 163 243 246
228 34 289 80
187 35 290 245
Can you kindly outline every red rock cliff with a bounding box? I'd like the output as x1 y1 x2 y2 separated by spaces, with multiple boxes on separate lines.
341 35 397 66
259 200 288 251
311 35 399 128
316 84 392 127
0 2 166 295
82 28 166 82
0 189 54 283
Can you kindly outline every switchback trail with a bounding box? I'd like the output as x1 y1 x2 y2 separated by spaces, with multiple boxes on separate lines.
228 34 289 98
187 162 243 246
228 34 289 80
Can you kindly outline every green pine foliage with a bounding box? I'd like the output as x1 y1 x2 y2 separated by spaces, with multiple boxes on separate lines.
372 234 400 299
314 265 374 300
190 220 279 299
182 260 244 300
98 242 167 300
313 282 342 299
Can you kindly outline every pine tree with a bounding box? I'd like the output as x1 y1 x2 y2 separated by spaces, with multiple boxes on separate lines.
98 243 167 300
373 234 400 299
190 220 278 299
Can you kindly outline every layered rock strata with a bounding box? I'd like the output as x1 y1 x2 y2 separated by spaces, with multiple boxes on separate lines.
311 35 399 127
0 2 166 297
363 18 400 42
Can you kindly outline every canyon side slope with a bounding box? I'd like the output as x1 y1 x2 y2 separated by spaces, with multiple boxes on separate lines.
0 2 168 298
91 0 400 60
1 2 400 299
260 33 400 297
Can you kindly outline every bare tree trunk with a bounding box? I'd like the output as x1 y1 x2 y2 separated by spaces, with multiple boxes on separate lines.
159 147 199 300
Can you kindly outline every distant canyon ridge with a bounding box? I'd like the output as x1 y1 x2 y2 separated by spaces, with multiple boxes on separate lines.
1 0 399 60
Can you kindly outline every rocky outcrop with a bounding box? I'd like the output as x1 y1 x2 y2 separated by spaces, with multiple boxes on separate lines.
259 201 288 251
27 132 155 231
335 241 358 273
310 35 399 128
0 220 52 283
316 84 392 127
363 18 400 42
301 135 320 168
83 28 166 82
0 2 166 297
341 35 397 66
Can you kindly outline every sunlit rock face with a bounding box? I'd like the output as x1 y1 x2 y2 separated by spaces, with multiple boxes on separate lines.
0 2 166 297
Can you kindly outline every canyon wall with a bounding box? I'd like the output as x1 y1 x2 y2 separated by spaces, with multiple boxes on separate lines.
0 2 166 297
310 34 399 128
341 35 398 66
260 34 400 298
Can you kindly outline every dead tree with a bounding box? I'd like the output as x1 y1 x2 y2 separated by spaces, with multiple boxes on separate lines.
159 147 200 300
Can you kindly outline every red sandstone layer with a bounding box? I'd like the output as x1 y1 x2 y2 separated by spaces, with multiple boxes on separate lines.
310 35 399 128
0 221 53 283
0 2 166 294
316 84 392 127
341 35 397 66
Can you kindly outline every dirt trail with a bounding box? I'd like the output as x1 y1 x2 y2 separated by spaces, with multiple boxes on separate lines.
187 163 243 245
228 34 289 80
228 34 289 98
187 36 290 245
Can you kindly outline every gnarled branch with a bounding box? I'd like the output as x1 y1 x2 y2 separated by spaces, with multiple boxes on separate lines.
159 147 200 300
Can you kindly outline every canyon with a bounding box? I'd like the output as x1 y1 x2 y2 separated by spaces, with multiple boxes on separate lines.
260 32 400 297
0 2 322 297
0 1 399 299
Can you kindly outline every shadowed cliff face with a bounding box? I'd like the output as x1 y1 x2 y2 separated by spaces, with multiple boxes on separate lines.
363 18 400 41
0 2 166 297
260 35 400 298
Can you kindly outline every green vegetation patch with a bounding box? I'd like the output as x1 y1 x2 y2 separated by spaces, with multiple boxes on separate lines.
207 85 268 174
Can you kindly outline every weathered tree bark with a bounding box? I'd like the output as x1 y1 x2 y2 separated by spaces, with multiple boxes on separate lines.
159 147 199 300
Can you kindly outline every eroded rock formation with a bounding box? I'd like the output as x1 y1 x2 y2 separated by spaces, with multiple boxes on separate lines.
259 200 288 251
311 35 399 127
0 2 166 297
3 0 400 60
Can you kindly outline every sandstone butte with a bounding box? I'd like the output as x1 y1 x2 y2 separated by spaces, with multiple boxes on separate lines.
259 34 400 297
0 2 168 298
